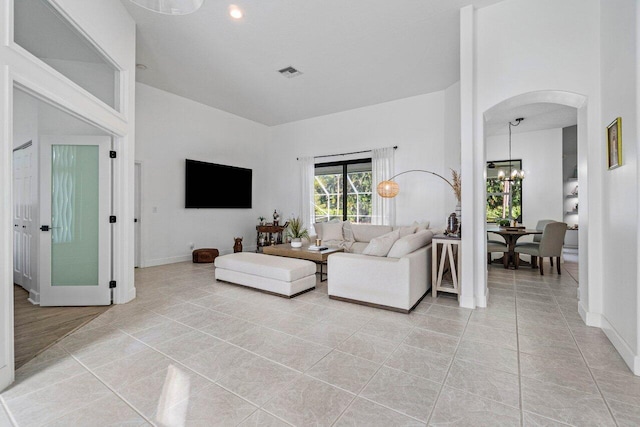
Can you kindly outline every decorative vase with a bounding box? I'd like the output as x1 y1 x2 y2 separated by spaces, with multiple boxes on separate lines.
291 238 302 248
455 201 461 223
446 213 459 236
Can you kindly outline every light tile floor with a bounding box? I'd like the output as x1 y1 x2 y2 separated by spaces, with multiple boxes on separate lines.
1 261 638 426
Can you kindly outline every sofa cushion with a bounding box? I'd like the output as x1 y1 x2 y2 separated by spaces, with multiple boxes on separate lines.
387 230 433 258
351 224 394 243
362 229 401 257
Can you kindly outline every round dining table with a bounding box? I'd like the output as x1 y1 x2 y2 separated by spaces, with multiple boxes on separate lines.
487 226 542 268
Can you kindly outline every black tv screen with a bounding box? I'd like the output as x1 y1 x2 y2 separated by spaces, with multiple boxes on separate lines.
185 159 252 208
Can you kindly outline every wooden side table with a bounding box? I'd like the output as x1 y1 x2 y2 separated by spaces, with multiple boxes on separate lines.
256 224 286 252
432 235 461 300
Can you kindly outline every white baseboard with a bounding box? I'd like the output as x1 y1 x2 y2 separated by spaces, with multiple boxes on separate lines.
474 287 488 308
28 289 40 305
578 300 602 327
578 301 602 328
125 286 136 304
600 314 640 376
143 247 258 269
144 255 192 267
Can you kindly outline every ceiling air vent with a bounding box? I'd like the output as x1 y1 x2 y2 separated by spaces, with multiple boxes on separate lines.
278 66 303 78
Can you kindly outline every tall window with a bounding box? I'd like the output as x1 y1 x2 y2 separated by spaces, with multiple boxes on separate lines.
486 160 523 222
314 159 372 223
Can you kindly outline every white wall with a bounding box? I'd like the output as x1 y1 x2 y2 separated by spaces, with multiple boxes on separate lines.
600 0 639 373
444 82 462 213
13 90 38 149
135 83 270 266
267 87 460 230
463 0 639 373
486 128 564 229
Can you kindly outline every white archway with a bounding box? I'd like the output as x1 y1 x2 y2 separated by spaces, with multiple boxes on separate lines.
469 90 597 326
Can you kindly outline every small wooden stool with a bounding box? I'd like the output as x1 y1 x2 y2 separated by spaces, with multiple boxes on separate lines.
192 248 219 263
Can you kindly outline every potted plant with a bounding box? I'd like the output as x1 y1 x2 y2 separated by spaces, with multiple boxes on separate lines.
258 216 266 226
286 216 309 248
496 218 510 228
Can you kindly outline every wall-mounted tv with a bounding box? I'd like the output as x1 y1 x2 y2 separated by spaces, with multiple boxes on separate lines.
185 159 252 208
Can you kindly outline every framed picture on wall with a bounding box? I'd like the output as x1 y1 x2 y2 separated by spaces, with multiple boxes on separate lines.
607 117 622 170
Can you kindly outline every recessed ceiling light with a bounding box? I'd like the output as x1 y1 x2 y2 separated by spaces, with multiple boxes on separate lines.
136 64 148 70
229 5 243 19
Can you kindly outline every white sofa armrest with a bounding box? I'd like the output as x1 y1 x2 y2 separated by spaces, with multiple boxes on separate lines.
328 245 431 311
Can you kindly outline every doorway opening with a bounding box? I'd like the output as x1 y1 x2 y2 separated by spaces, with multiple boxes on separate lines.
12 87 114 368
480 91 589 317
484 104 579 276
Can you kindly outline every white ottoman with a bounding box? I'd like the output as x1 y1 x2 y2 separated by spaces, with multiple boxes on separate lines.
214 253 316 297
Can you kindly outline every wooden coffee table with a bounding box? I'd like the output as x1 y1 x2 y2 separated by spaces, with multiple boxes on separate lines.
262 244 343 282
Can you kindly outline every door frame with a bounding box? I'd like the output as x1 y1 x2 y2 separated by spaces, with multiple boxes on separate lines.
134 161 143 268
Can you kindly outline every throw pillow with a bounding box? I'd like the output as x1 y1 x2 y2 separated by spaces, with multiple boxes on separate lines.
362 229 401 257
322 221 344 241
387 230 433 258
398 225 418 237
313 222 325 239
412 220 431 231
342 221 355 243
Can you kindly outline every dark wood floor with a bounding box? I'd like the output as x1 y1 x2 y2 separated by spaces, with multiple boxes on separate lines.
13 285 111 369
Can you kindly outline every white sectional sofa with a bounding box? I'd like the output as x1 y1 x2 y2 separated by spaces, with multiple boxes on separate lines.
315 221 435 313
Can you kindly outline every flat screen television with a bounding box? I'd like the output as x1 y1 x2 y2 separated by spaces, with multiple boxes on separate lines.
185 159 252 208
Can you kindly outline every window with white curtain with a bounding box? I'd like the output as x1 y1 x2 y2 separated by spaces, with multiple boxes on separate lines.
314 159 372 223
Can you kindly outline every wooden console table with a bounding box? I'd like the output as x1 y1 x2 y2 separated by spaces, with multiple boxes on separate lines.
432 235 461 300
256 224 286 252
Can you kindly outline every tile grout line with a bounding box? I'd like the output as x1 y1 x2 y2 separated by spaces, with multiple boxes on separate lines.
551 265 620 427
512 269 525 427
331 312 422 426
0 396 18 427
67 307 296 424
58 343 159 427
514 263 619 426
5 342 156 427
424 295 474 426
321 297 409 426
122 288 370 425
109 326 296 426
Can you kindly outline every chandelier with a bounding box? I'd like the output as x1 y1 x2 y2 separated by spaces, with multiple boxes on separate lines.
498 118 525 181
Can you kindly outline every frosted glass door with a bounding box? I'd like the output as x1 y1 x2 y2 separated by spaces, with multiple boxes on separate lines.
40 137 111 306
51 145 99 286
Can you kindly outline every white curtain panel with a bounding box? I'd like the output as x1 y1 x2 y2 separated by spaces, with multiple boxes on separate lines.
299 156 316 233
372 147 396 226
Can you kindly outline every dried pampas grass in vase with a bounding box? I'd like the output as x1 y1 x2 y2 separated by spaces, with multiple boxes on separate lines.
451 169 462 230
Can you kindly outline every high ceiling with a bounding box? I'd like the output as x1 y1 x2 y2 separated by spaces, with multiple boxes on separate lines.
121 0 503 126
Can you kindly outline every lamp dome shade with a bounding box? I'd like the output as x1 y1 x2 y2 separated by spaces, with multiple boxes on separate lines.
377 180 399 198
129 0 204 15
